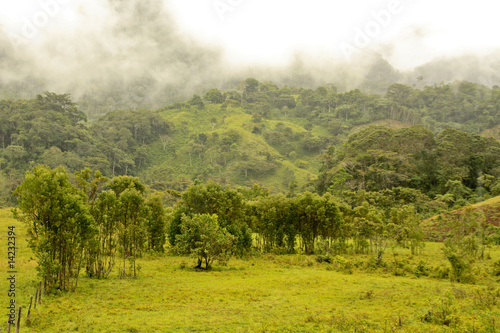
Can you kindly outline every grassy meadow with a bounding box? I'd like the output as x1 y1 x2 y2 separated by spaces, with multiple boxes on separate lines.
1 208 500 332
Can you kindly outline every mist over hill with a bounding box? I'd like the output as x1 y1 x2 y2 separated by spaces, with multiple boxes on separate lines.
1 0 500 119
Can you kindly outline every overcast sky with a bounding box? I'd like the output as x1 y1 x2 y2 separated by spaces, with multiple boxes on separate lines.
2 0 500 71
168 0 500 69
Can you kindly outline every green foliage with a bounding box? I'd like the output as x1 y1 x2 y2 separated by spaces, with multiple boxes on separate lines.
439 208 487 283
388 205 425 255
14 164 167 283
189 94 204 109
318 123 500 214
421 293 460 327
13 165 94 292
493 260 500 276
252 192 343 254
145 196 167 252
3 210 500 332
203 89 225 104
244 78 259 93
108 175 146 196
86 189 118 279
175 214 235 269
169 181 251 255
114 187 147 277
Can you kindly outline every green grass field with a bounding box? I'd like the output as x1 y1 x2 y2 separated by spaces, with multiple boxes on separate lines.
1 208 499 332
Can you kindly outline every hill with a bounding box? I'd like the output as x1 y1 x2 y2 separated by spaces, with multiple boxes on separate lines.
143 102 326 193
1 78 500 203
423 196 500 242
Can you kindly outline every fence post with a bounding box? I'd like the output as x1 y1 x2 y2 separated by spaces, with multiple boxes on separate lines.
34 286 38 310
7 321 11 333
15 306 21 333
38 281 42 305
27 296 33 320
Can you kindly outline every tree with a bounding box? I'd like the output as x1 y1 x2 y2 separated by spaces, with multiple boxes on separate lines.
388 205 424 255
175 214 235 269
159 134 171 151
328 168 353 200
145 196 166 252
2 145 27 169
439 208 487 283
169 181 251 255
252 194 297 252
349 201 386 256
189 94 204 109
385 83 414 107
13 165 94 292
204 89 225 104
244 78 259 93
85 190 118 279
108 176 146 197
106 175 148 277
115 187 146 278
294 192 343 254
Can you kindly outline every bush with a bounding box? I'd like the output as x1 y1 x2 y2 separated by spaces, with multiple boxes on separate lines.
421 293 460 327
431 265 451 279
445 251 476 283
415 260 430 277
175 214 235 270
366 255 386 270
333 255 353 274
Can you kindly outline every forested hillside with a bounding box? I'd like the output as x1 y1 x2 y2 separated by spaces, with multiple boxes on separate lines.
1 79 500 206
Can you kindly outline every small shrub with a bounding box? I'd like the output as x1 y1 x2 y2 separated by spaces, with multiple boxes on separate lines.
316 254 331 264
445 251 476 283
333 255 353 274
415 260 430 277
366 256 386 270
431 265 450 279
314 239 330 255
421 293 460 327
391 258 410 276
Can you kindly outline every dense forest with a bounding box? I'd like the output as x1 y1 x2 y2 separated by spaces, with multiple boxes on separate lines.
1 79 500 205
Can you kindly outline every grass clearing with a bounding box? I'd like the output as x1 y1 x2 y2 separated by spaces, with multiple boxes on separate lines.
1 208 499 332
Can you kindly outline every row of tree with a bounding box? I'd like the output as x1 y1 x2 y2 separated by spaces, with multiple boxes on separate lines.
13 164 500 287
167 182 437 257
13 166 166 292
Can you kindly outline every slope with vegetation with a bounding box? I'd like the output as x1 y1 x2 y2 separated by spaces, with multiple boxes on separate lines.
2 79 500 202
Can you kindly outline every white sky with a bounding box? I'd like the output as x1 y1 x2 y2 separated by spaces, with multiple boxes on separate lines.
167 0 500 69
2 0 500 70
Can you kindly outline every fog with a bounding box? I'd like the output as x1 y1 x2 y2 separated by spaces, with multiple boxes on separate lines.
1 0 500 116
